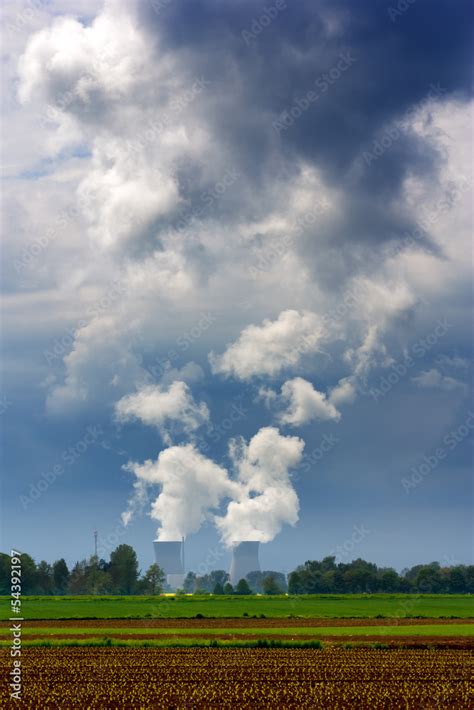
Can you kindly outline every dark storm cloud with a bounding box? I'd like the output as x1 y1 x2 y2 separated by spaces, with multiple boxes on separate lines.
135 0 472 267
138 0 472 169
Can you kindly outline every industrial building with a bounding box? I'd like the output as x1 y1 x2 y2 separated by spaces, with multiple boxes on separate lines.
229 541 260 586
153 540 185 589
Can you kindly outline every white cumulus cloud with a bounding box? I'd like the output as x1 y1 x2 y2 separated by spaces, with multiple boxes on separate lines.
328 376 357 406
210 309 328 380
278 377 341 426
115 381 209 442
412 368 468 393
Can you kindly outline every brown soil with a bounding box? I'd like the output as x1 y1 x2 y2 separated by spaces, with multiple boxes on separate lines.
11 617 473 629
1 647 472 708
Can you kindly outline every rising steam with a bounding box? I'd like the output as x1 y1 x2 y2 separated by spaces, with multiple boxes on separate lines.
124 444 238 541
123 427 304 546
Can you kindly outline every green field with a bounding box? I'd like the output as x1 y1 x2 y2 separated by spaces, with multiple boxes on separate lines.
0 624 471 638
1 594 472 620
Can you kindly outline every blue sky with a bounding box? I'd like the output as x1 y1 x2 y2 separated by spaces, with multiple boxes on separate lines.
1 0 472 575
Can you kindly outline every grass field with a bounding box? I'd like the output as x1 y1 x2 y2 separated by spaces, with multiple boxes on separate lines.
1 594 472 620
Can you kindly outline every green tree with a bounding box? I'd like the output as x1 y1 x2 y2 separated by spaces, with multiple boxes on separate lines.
448 566 467 593
223 582 234 594
235 578 252 595
209 570 229 590
68 561 89 594
0 553 10 595
20 553 39 594
212 582 225 595
377 568 400 592
246 570 287 593
262 575 282 595
183 572 196 593
194 577 207 594
109 544 139 594
288 570 304 594
320 556 337 572
142 563 165 595
86 556 112 594
414 563 444 593
322 570 336 592
52 559 70 594
342 559 377 593
37 560 53 594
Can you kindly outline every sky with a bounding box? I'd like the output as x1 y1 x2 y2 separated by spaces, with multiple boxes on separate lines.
1 0 472 576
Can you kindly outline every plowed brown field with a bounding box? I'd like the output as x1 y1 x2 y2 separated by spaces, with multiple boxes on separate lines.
1 647 472 708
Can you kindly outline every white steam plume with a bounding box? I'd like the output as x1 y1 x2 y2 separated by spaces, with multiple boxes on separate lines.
215 427 304 546
124 443 239 540
123 427 304 545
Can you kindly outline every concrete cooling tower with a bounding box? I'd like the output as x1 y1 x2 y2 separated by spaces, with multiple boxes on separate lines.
154 540 184 589
229 541 260 586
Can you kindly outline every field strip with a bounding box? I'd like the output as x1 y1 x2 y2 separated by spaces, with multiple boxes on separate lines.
0 624 472 637
0 637 473 649
1 594 473 620
13 617 474 628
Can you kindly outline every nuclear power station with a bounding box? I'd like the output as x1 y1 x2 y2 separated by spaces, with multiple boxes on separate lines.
153 538 261 589
229 541 260 585
154 540 185 589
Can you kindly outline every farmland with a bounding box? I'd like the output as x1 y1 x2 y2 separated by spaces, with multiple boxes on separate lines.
0 593 472 620
1 596 471 706
0 620 473 646
0 647 472 708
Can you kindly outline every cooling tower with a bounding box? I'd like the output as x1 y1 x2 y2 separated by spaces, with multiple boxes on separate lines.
229 541 260 586
154 540 184 589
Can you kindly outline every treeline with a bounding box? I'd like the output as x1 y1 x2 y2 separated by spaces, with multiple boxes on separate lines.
184 558 474 595
0 546 165 596
1 549 472 595
183 570 288 595
287 557 474 594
